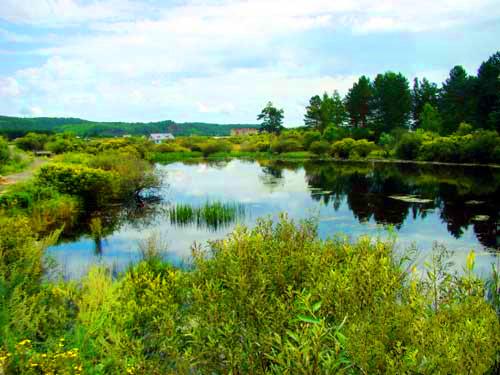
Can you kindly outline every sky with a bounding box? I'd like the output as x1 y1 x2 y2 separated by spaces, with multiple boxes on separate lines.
0 0 499 125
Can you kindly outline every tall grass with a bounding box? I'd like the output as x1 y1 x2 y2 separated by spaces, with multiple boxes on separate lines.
168 201 245 230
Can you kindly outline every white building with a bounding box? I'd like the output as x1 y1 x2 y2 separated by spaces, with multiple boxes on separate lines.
150 133 175 144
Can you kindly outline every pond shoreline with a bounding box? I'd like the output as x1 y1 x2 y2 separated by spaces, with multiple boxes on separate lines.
152 152 500 169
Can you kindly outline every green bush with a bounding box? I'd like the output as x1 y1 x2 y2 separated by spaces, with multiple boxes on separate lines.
353 139 378 157
394 133 422 160
462 130 500 164
14 132 49 152
271 138 303 153
302 131 321 149
419 137 461 163
331 138 356 159
240 140 270 152
0 136 9 164
309 140 330 155
199 140 233 156
36 163 117 206
322 125 349 142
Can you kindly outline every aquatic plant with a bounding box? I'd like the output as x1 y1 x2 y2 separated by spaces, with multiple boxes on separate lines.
168 201 245 230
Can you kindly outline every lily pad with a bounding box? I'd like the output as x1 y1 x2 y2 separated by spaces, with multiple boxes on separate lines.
465 200 484 205
389 195 433 204
472 215 490 221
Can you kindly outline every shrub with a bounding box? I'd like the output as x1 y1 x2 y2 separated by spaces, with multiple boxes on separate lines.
0 136 10 163
394 133 422 160
155 143 189 153
14 133 49 152
331 138 356 159
36 163 117 206
462 130 500 164
271 138 303 153
455 122 474 136
199 140 233 156
354 139 378 157
309 140 330 155
419 137 461 163
322 125 349 142
240 140 270 152
302 131 321 149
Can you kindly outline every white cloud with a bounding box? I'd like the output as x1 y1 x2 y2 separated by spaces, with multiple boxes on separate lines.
0 77 21 97
1 0 498 122
21 106 43 117
0 0 145 26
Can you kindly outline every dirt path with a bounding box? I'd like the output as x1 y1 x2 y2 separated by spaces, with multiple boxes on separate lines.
0 158 49 192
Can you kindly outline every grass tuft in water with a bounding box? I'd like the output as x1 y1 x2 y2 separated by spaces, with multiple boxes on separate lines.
168 201 245 230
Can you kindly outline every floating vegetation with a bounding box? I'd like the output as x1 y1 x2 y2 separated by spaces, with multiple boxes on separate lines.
472 215 490 221
389 195 433 204
465 200 485 205
168 201 246 230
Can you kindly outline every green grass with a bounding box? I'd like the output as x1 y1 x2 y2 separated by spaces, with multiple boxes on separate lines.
168 201 246 230
149 151 203 163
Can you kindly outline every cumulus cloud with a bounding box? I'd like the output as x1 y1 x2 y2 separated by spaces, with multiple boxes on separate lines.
0 0 146 26
0 0 498 122
0 77 21 97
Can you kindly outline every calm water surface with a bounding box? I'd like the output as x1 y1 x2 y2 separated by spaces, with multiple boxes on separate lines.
47 159 499 278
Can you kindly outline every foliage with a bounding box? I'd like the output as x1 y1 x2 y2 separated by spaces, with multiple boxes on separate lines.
330 138 377 159
394 133 423 160
198 140 233 156
0 206 499 374
476 51 500 130
257 102 284 134
168 201 245 230
0 116 258 139
439 65 478 134
309 141 330 155
304 91 347 133
0 136 9 164
14 133 49 152
412 78 439 129
345 75 373 128
420 103 443 133
371 71 412 135
271 138 303 153
36 163 117 207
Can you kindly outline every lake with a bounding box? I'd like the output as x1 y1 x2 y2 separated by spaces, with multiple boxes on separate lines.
47 159 499 278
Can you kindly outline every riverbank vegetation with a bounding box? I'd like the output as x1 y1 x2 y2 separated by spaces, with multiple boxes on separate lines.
1 135 499 373
0 137 31 175
0 215 499 374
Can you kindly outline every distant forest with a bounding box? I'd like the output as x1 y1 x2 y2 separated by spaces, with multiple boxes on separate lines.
0 116 259 139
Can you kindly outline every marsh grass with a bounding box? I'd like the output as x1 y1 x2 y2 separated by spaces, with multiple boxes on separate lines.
168 201 245 230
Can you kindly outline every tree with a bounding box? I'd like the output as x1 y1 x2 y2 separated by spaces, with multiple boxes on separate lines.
412 78 439 129
439 66 477 134
476 51 500 130
257 102 284 134
345 76 373 128
304 91 347 133
420 103 442 133
371 72 412 135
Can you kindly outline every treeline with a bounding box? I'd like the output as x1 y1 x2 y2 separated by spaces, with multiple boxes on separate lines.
0 116 258 139
301 51 499 136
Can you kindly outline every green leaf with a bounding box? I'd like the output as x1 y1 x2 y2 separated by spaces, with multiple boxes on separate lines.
297 314 321 324
312 301 322 312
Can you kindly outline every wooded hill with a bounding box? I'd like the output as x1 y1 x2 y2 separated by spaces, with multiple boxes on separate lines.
0 115 259 138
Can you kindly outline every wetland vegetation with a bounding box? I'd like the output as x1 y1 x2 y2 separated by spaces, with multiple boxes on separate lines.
0 50 499 374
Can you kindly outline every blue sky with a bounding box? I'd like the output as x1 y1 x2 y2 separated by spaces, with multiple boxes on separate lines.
0 0 499 125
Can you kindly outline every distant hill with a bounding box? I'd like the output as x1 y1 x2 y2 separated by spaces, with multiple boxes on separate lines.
0 115 260 138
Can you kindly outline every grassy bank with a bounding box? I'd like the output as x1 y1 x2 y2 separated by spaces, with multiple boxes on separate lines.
0 135 499 374
0 215 498 374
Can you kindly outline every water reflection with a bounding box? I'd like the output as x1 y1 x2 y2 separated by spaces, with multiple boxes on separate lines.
47 159 499 279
